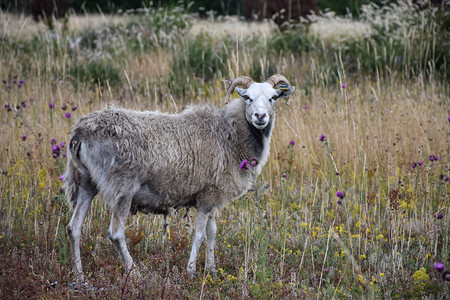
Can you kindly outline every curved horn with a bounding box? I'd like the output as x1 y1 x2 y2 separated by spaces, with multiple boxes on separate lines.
225 76 255 102
265 74 290 87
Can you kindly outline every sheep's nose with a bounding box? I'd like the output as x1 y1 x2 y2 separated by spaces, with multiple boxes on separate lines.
254 113 267 120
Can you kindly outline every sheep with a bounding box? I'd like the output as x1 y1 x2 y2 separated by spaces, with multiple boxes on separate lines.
64 74 295 280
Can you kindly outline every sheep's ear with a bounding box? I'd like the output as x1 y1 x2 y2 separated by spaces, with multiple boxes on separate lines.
275 86 295 99
235 87 247 98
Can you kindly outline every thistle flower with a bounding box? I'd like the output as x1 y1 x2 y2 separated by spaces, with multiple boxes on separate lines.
21 135 27 141
2 79 6 84
319 134 326 142
29 97 35 102
239 159 248 170
52 144 60 153
434 262 445 272
434 156 439 161
61 104 67 110
72 106 77 111
26 151 31 157
302 104 308 110
65 112 71 118
249 158 259 168
12 80 16 84
444 271 450 282
411 163 417 168
60 142 65 148
19 79 25 84
49 102 55 108
59 174 65 181
418 161 423 166
289 140 295 146
7 84 11 89
341 83 347 89
18 83 22 88
336 191 344 198
324 267 329 272
282 173 287 178
50 138 57 145
435 213 443 219
21 101 27 108
448 115 450 122
337 199 342 205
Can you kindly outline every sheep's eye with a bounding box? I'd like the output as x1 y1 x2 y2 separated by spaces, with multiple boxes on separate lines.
270 96 278 102
243 95 250 100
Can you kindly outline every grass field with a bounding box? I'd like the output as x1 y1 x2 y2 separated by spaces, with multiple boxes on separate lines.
0 1 449 298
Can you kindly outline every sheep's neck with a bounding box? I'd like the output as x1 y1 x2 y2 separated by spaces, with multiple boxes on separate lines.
242 118 273 163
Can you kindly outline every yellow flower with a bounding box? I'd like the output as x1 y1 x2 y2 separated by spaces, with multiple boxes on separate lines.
380 273 384 277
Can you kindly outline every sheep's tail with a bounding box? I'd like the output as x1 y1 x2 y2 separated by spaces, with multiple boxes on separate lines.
64 136 82 212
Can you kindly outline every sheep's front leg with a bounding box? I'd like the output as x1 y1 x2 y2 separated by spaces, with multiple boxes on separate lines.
187 209 210 277
108 197 134 273
205 211 217 273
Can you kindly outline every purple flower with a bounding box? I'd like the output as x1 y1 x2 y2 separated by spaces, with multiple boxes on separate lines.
26 151 31 157
12 80 16 84
434 156 439 161
71 106 77 111
3 103 9 109
239 159 248 170
341 83 347 89
418 161 423 166
60 142 65 148
337 199 342 205
282 173 287 179
434 262 445 272
319 134 326 142
435 213 443 219
302 104 309 110
13 74 17 79
58 174 65 181
7 84 11 89
16 105 21 110
29 97 35 102
59 188 64 193
429 155 434 161
49 102 54 109
444 271 450 282
448 115 450 122
50 138 57 145
21 135 27 141
411 163 417 168
249 158 259 168
20 79 25 84
65 112 71 118
18 83 22 88
336 191 344 198
61 104 67 110
324 267 329 272
52 144 60 152
21 101 26 108
2 79 6 84
201 77 206 82
52 153 59 159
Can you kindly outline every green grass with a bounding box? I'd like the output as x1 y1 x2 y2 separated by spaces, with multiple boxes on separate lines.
0 1 449 298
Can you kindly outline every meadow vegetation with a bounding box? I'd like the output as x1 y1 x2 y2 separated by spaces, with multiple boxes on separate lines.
0 1 449 298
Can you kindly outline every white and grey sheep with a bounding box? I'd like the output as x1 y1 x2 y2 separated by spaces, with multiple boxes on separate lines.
64 74 295 280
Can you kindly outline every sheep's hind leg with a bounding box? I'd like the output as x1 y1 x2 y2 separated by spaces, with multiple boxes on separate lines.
108 195 135 273
67 185 96 283
205 210 217 273
187 208 211 277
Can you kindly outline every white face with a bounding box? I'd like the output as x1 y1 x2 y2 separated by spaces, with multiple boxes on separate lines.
236 82 295 129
